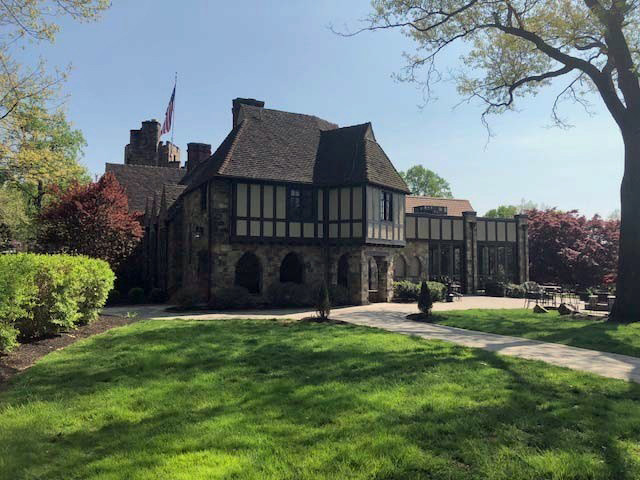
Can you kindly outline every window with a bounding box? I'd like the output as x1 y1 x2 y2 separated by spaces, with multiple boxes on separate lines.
288 188 313 222
200 184 207 211
338 254 350 288
379 191 393 221
414 205 447 215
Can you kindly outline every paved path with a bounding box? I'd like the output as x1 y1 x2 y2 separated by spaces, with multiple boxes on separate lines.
103 297 640 384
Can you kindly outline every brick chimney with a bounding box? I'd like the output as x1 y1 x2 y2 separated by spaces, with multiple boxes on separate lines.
232 98 265 128
186 142 212 172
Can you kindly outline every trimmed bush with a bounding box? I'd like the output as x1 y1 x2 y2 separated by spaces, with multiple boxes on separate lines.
107 289 122 305
0 254 114 351
128 287 145 304
266 282 314 307
209 286 257 310
316 282 331 320
393 281 446 303
418 281 433 317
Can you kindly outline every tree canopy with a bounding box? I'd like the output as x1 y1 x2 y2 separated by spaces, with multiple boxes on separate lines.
38 173 143 269
0 101 89 208
399 165 453 197
485 205 519 218
352 0 640 322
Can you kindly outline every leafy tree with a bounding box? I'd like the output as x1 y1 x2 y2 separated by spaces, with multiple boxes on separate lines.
0 185 33 249
0 1 110 124
528 209 619 288
351 1 640 322
399 165 453 197
37 173 143 269
485 205 519 218
418 281 433 317
0 101 89 209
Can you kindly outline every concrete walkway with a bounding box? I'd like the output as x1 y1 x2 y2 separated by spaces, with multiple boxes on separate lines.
103 297 640 384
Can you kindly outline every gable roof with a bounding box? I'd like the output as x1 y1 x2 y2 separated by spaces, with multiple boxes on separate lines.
105 163 185 213
181 103 409 193
406 196 475 217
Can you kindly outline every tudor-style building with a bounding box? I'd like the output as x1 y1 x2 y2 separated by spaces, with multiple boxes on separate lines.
108 98 529 304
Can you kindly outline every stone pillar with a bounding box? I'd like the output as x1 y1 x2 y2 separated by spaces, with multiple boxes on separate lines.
462 211 478 293
515 214 530 284
377 255 393 302
358 250 370 305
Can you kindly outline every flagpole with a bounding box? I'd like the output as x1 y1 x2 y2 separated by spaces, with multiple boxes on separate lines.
171 72 177 145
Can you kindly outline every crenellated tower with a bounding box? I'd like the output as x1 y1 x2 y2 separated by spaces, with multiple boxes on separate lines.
124 119 181 168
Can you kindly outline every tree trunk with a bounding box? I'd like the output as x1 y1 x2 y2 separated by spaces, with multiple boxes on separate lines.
610 125 640 323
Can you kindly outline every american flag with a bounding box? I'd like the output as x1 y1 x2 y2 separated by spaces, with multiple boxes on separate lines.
160 85 175 136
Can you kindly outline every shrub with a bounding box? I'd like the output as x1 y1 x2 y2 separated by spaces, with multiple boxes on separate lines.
209 286 256 310
149 288 168 304
0 322 18 353
316 282 331 320
505 283 526 298
393 281 420 302
171 286 202 309
107 289 121 305
393 280 446 303
0 254 114 351
418 281 433 317
128 287 146 304
485 280 507 297
328 284 350 306
427 282 446 302
266 282 314 307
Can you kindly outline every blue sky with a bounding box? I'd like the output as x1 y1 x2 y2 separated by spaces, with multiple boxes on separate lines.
31 0 623 217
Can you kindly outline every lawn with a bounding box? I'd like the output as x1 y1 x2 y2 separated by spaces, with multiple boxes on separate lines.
432 309 640 358
2 318 640 479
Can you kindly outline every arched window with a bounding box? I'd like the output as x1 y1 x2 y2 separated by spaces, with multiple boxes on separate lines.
408 256 421 278
394 255 407 280
337 254 350 288
368 257 379 291
280 252 304 284
235 252 262 293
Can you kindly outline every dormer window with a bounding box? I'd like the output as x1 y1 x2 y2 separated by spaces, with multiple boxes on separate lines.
380 191 393 221
288 187 313 222
414 205 447 215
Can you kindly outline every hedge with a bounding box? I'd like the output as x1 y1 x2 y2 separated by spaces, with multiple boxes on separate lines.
393 280 446 303
0 254 115 353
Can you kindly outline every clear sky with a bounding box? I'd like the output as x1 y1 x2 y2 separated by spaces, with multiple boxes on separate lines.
30 0 623 217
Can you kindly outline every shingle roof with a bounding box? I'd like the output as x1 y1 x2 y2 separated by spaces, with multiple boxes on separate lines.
105 163 185 213
406 196 475 217
182 103 409 193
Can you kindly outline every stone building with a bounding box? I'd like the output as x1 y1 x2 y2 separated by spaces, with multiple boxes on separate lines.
107 98 529 304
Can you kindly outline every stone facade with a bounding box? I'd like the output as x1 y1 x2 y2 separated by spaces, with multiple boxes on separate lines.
123 99 530 306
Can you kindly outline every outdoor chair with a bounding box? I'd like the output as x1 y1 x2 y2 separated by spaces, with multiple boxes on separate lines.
523 281 551 309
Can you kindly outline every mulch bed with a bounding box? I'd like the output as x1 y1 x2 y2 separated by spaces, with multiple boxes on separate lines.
0 314 136 387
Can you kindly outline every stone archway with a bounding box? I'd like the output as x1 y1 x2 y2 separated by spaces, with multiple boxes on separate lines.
280 252 304 284
234 252 262 294
393 254 407 280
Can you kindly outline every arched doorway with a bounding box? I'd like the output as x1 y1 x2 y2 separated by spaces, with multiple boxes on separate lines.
337 254 349 288
408 256 421 279
280 252 304 284
235 252 262 293
394 255 407 280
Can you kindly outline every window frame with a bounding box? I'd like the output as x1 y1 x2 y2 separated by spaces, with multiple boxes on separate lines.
288 186 314 222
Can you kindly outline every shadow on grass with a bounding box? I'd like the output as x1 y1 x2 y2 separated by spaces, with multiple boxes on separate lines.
2 318 640 479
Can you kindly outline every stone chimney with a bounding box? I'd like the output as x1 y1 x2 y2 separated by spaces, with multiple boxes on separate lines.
232 98 265 128
186 142 212 171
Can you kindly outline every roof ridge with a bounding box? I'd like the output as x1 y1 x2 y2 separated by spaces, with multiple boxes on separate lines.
408 195 472 202
218 118 248 175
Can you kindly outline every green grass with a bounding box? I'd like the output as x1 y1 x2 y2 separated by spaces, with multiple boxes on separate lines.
433 309 640 358
2 318 640 479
